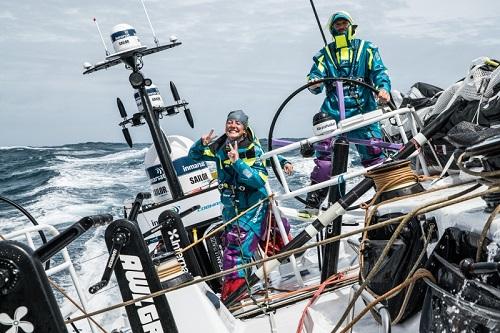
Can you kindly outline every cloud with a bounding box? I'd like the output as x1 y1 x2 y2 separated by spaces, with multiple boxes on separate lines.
2 0 500 145
0 10 16 20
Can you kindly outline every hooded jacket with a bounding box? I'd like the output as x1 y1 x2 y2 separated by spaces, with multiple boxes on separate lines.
188 127 268 233
307 14 391 125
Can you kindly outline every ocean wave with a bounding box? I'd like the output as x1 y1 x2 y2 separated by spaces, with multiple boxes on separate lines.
0 146 60 151
54 147 148 164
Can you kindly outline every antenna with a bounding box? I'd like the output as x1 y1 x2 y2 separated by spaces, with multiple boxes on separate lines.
93 17 110 56
139 0 160 47
309 0 328 46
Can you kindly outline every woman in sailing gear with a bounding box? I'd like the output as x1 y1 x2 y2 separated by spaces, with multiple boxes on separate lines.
305 11 392 207
189 110 292 300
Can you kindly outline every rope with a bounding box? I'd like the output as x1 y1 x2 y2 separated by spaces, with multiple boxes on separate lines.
456 152 500 178
476 204 500 262
77 252 108 265
59 184 497 326
0 180 487 327
331 184 500 333
230 266 359 313
296 272 347 333
360 223 435 326
367 161 417 193
338 269 435 333
179 194 273 254
65 219 415 324
234 208 261 309
390 223 435 325
361 161 425 210
359 181 480 275
262 205 274 301
49 279 109 333
229 199 273 314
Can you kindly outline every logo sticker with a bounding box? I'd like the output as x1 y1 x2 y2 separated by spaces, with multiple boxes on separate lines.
0 306 34 333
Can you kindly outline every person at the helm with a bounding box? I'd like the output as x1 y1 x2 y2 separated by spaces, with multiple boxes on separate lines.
305 11 392 208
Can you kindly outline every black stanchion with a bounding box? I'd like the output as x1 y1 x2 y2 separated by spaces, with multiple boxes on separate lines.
321 137 349 281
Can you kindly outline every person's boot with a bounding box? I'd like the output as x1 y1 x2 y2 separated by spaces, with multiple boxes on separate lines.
221 278 246 301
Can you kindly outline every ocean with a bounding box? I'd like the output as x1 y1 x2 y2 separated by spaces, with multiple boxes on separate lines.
0 140 364 329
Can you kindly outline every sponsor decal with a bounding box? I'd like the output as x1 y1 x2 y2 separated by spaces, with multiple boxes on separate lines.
0 306 34 333
197 201 221 212
314 120 337 133
111 29 136 42
146 166 166 185
208 237 224 270
250 202 264 224
120 255 164 333
167 229 189 273
173 157 207 176
189 173 209 185
108 249 118 269
152 186 169 197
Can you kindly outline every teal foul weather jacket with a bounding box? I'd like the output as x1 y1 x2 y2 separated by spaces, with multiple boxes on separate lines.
307 38 391 133
188 127 269 235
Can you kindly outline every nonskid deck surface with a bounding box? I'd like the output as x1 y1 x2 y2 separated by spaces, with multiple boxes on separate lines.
5 176 497 333
234 283 420 333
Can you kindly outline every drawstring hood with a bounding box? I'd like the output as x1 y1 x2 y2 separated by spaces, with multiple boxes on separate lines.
327 11 357 48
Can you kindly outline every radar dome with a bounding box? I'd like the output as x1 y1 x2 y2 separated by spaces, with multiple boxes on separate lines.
110 23 143 53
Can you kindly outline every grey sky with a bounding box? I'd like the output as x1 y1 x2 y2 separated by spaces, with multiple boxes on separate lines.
1 0 500 146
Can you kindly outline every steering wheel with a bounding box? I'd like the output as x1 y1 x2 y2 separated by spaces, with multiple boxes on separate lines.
267 77 395 204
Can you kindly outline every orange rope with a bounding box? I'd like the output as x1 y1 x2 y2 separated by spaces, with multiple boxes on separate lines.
296 272 348 333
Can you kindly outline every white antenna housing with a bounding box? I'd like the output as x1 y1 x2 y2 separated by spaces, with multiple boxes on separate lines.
134 84 166 112
110 23 143 54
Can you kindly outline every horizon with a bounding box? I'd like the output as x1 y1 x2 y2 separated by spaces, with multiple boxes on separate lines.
2 0 500 146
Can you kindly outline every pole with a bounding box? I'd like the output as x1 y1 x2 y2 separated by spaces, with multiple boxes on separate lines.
138 81 184 199
308 0 328 45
